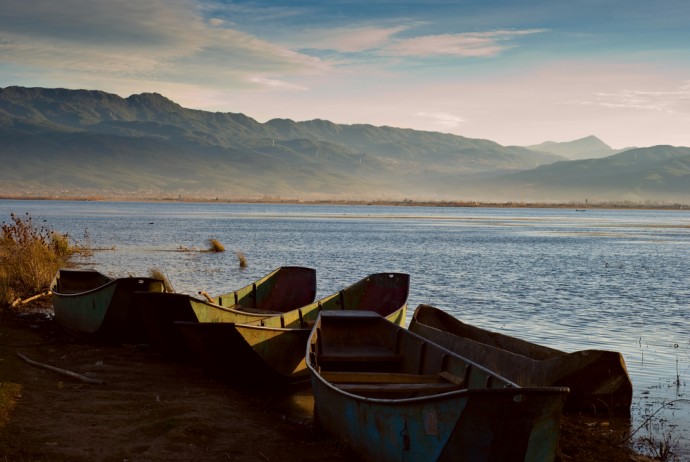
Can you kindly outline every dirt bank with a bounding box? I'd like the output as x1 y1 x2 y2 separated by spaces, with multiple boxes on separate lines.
0 303 649 462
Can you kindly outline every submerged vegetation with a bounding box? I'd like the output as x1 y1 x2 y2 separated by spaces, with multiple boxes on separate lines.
207 238 225 252
236 251 247 268
0 213 73 307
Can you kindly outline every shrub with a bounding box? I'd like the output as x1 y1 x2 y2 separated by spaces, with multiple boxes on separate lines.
0 213 72 307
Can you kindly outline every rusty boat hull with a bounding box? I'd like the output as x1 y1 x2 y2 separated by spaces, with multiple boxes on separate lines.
176 272 410 388
51 268 166 342
408 304 633 415
136 266 317 357
307 311 569 462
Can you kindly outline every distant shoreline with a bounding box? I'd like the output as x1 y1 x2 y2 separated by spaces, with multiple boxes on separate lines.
0 194 686 210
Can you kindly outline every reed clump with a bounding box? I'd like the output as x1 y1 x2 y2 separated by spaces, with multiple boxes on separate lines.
148 268 174 293
0 213 73 307
207 238 225 253
236 251 247 268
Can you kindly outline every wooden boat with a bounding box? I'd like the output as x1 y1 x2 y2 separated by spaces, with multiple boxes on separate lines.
51 268 166 342
307 311 569 462
175 272 410 388
408 304 633 415
136 266 317 357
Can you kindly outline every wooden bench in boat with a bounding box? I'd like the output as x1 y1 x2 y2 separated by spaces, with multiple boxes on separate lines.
321 371 464 396
317 346 404 365
231 306 283 315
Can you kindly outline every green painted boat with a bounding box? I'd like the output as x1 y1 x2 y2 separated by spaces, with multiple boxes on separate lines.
408 304 633 415
51 268 166 342
175 272 410 388
136 266 317 357
307 310 569 462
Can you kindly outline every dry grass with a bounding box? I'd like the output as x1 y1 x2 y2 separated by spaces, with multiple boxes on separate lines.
207 238 225 252
148 268 175 293
0 213 72 307
236 251 248 268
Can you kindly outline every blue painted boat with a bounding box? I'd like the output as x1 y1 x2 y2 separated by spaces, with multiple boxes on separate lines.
176 273 409 388
307 311 569 462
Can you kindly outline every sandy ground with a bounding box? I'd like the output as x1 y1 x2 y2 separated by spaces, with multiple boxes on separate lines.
0 302 649 462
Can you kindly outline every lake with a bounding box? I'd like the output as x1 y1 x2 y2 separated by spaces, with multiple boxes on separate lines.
2 199 688 457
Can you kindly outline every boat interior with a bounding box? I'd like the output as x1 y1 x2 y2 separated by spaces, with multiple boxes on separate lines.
309 311 515 399
53 269 112 294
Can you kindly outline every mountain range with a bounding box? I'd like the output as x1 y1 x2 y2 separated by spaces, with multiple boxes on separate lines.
1 86 688 204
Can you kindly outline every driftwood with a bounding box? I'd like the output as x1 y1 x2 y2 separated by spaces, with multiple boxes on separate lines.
10 291 52 308
16 351 105 385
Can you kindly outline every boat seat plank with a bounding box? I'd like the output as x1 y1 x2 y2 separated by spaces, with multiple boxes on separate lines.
335 382 460 395
318 345 403 364
318 353 404 364
322 371 445 384
439 371 465 387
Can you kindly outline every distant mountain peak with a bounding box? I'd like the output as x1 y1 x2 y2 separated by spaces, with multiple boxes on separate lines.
125 92 182 111
527 135 615 160
531 135 610 149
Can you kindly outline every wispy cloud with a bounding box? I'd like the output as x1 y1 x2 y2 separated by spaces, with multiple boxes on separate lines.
0 0 328 92
248 76 308 91
291 25 547 59
385 29 548 58
291 25 409 53
416 111 465 129
574 81 690 114
0 0 201 48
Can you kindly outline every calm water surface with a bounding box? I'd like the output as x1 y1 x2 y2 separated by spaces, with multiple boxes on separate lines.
2 200 688 456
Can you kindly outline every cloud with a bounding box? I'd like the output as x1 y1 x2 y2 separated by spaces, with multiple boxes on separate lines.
416 111 465 129
0 0 200 48
574 81 690 114
248 76 308 91
0 0 329 93
202 1 306 24
384 29 547 58
291 25 409 53
208 18 226 27
290 25 546 59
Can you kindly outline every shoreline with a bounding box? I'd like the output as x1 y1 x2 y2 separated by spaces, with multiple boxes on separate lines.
0 307 654 461
1 195 687 211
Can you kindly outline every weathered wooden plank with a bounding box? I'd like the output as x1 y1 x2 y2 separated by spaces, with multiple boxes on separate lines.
322 371 445 384
318 353 404 364
335 382 460 394
439 371 465 387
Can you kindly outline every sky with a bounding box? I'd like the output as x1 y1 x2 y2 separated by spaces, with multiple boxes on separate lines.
1 0 690 149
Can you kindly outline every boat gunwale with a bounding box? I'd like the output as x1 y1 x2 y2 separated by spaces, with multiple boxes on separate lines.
410 303 565 359
174 305 408 334
213 266 317 311
310 365 568 404
307 310 557 405
408 303 633 414
187 295 284 317
51 274 165 298
410 303 633 361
